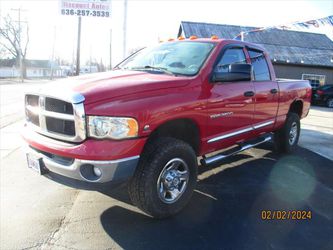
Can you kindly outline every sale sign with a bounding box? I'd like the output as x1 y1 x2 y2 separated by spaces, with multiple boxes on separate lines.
60 0 111 17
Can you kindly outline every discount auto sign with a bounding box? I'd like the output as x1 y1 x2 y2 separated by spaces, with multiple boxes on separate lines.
60 0 111 17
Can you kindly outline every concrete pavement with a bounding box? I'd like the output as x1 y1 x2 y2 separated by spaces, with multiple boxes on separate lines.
1 134 332 250
299 106 333 161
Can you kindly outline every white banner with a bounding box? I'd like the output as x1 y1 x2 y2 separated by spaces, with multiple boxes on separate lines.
235 15 333 41
60 0 111 17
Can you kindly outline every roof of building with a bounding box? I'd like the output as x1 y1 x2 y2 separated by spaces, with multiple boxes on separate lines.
27 60 51 68
0 59 16 67
0 59 52 68
179 21 333 68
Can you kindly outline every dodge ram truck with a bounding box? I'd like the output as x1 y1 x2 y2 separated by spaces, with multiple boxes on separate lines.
23 37 311 218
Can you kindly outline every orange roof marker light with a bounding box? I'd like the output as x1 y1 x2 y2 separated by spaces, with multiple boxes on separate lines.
168 38 175 42
178 36 185 40
211 35 219 40
189 35 198 40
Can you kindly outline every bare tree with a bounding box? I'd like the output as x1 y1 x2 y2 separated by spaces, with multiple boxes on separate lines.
0 14 29 80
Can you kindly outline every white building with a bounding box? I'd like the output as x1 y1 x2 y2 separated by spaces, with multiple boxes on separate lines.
0 59 67 78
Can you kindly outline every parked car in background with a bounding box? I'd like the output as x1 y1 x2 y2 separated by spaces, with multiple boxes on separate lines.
312 84 333 108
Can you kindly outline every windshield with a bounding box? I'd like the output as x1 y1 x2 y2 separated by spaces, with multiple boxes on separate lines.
118 41 216 76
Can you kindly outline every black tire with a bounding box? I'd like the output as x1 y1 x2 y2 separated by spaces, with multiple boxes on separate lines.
326 98 333 108
128 137 197 218
274 112 300 154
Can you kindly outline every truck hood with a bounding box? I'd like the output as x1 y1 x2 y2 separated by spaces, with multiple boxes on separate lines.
37 70 191 104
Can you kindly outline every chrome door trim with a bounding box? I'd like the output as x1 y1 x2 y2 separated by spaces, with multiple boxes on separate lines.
208 127 253 143
208 119 275 143
253 120 274 129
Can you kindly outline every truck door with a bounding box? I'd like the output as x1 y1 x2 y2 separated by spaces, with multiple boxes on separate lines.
246 49 279 133
205 45 255 150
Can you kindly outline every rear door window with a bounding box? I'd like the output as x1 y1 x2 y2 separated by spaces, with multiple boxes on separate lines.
248 50 271 81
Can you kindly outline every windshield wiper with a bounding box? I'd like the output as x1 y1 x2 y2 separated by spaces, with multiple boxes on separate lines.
132 65 176 76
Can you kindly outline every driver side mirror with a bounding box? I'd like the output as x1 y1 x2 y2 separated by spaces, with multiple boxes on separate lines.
212 63 252 82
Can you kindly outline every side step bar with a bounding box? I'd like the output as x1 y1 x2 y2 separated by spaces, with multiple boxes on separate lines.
201 134 272 166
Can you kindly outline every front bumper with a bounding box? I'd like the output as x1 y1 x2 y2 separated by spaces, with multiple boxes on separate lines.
22 124 146 184
26 146 139 183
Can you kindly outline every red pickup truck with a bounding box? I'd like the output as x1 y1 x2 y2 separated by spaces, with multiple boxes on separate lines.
23 38 311 218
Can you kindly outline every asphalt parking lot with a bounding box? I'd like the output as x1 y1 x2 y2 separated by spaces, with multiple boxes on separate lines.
1 142 332 249
1 81 333 250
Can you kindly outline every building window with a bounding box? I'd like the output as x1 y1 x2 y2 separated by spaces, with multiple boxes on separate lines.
302 74 326 87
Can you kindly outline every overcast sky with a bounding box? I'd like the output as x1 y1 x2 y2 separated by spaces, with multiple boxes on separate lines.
0 0 332 66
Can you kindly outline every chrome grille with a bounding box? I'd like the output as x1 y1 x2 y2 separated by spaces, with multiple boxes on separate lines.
25 94 86 142
45 117 75 136
26 95 39 106
45 97 74 114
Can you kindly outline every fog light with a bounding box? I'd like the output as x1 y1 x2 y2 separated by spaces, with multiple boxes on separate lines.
80 164 101 181
93 166 102 177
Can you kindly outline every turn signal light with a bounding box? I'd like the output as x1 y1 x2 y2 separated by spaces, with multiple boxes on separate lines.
211 35 219 40
189 35 198 40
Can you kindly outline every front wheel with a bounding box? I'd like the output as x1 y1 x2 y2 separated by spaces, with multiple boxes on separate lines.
128 137 197 218
274 113 300 154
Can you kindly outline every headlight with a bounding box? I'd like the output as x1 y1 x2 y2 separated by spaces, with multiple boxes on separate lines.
88 116 138 139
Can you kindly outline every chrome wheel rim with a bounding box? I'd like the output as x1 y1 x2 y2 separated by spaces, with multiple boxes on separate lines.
289 122 298 145
157 158 189 204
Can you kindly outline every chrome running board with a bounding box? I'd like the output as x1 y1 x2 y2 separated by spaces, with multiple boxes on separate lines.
201 134 272 166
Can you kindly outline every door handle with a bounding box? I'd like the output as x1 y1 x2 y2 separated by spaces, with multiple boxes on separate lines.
244 91 255 97
270 88 278 94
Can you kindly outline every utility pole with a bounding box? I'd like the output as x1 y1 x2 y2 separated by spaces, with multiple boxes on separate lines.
75 16 82 76
109 29 112 70
11 8 27 82
123 0 128 59
50 26 56 80
72 37 75 76
89 44 92 73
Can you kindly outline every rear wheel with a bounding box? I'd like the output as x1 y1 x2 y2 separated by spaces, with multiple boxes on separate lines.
274 113 300 153
128 137 197 218
326 98 333 108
